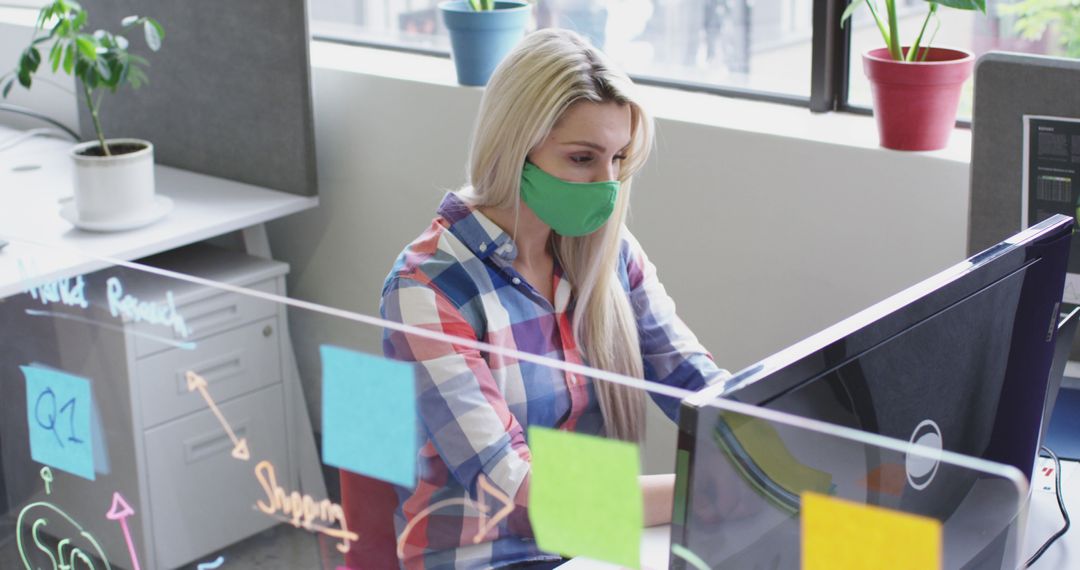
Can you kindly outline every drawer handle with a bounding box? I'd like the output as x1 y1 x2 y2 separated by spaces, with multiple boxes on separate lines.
182 304 242 337
185 422 249 464
263 325 273 338
175 352 244 395
195 357 243 380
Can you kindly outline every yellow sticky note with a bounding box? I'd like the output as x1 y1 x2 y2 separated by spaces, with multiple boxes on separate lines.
802 491 941 570
528 427 642 568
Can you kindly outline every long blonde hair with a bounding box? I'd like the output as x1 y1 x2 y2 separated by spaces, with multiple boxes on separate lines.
460 29 654 442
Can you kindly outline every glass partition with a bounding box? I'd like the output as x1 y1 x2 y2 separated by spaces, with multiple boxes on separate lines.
0 235 1029 570
0 236 697 570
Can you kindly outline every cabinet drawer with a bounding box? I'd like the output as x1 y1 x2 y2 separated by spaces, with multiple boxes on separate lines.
144 384 291 570
136 316 282 428
133 278 279 359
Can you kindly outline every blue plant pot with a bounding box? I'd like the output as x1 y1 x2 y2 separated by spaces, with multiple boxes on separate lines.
440 1 532 87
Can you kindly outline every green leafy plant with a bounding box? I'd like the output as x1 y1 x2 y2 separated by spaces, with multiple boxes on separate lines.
842 1 986 62
468 0 497 10
1 0 163 156
1000 0 1080 59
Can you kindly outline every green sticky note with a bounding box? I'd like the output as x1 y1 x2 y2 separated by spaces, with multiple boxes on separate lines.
528 427 642 568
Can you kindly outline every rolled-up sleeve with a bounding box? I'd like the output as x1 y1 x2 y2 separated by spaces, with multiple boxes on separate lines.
381 275 531 502
622 230 730 419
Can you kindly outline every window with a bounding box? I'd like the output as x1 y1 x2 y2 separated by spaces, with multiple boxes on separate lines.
0 0 48 8
308 0 815 99
8 0 1075 117
309 0 1080 119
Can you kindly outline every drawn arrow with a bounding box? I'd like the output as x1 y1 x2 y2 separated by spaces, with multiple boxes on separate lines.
671 544 710 570
474 474 514 542
197 555 225 569
396 474 514 559
106 492 142 570
186 371 250 461
39 466 53 495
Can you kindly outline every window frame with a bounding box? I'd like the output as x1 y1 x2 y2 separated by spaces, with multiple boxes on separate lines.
809 0 850 113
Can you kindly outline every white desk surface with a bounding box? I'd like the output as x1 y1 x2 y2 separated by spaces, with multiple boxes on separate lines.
1023 458 1079 569
556 526 670 570
0 126 317 297
561 461 1080 569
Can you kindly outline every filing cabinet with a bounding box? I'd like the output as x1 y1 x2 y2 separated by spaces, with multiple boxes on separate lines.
1 244 314 569
132 245 298 569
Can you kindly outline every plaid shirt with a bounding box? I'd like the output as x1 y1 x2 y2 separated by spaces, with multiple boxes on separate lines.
381 192 726 569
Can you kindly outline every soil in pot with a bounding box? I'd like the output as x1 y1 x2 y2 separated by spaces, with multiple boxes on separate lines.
77 142 148 157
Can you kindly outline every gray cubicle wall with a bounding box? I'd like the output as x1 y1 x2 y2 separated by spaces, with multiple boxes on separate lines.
969 53 1080 359
77 0 318 197
968 52 1080 254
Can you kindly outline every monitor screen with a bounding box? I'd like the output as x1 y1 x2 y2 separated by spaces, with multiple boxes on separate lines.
671 214 1074 569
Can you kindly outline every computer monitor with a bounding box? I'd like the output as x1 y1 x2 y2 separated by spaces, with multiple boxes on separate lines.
671 214 1074 569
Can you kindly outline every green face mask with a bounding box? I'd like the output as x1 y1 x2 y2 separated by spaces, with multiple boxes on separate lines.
519 162 619 237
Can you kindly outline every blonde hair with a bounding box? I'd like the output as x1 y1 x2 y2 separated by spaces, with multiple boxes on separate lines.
460 29 654 442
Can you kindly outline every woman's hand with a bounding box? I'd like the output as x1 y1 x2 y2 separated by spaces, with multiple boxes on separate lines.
640 473 676 527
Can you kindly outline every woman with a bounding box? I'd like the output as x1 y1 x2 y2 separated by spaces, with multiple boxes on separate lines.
381 28 728 569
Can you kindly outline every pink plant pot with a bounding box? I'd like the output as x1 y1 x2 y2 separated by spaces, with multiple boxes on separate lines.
863 47 974 151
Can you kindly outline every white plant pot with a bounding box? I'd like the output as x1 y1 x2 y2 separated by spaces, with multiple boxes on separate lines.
70 138 156 223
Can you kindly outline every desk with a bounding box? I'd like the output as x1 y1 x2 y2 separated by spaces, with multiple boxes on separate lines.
0 125 317 297
1023 459 1079 568
560 461 1080 569
556 526 670 570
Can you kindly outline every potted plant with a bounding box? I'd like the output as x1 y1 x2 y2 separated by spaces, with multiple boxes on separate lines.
842 1 986 151
2 0 166 231
440 0 532 87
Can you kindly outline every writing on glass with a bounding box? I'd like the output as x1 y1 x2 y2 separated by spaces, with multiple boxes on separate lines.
184 370 356 553
255 459 358 553
22 267 89 309
186 371 249 460
107 277 190 338
106 492 144 570
16 467 111 570
396 473 515 559
35 387 84 448
19 258 191 338
197 556 226 570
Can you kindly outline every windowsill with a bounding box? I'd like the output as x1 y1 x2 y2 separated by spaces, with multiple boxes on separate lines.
310 40 972 165
0 5 36 26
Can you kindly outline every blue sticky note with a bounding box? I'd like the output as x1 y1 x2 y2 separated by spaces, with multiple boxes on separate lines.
321 345 417 487
22 365 95 480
